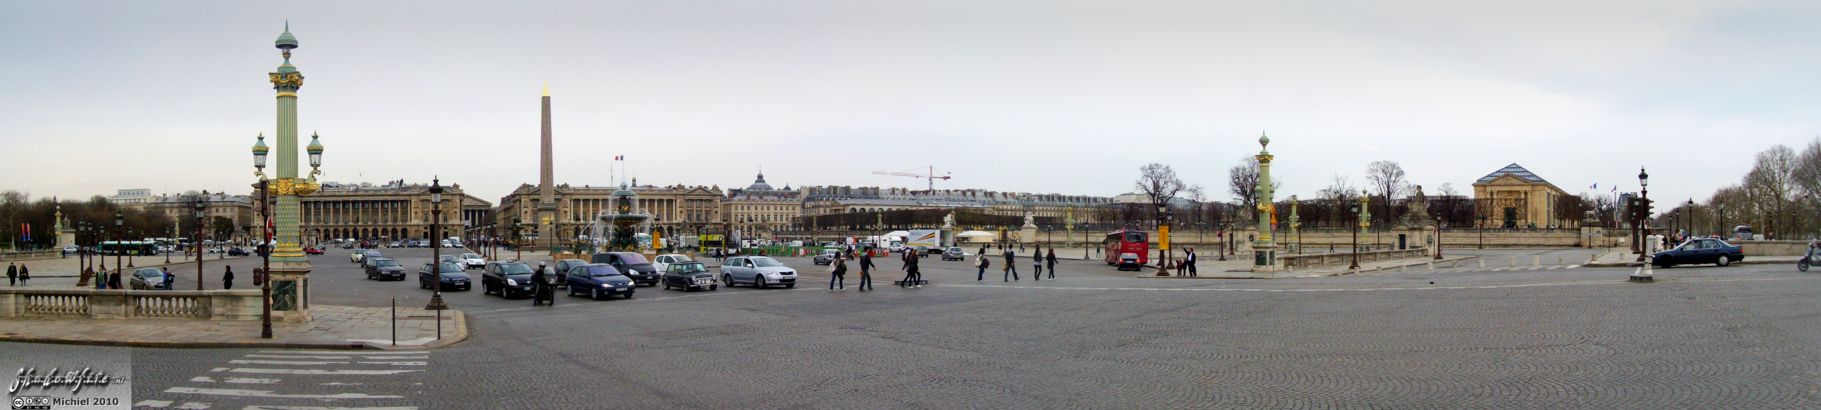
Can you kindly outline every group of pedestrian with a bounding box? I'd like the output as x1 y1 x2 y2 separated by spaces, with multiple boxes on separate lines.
827 251 876 292
6 263 28 286
899 248 923 288
1175 247 1199 277
983 245 1057 282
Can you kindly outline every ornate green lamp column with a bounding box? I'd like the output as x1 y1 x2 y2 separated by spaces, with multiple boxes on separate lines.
1288 195 1301 254
1251 132 1278 272
265 23 321 321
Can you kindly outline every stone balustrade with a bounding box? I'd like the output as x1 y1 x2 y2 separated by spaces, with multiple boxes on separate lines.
0 288 264 320
1279 248 1431 270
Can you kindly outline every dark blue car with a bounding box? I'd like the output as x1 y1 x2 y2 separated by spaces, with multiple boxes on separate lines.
566 263 636 300
1652 238 1744 268
419 262 472 291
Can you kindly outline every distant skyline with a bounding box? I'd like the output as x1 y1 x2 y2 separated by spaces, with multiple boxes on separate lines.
2 1 1817 205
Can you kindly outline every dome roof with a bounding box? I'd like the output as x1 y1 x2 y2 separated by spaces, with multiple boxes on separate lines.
746 173 775 191
274 22 298 49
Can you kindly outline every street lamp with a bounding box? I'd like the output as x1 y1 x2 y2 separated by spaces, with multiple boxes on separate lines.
1349 200 1361 270
1156 205 1172 277
1478 215 1487 250
1434 216 1444 261
1637 167 1650 263
426 177 448 314
1687 198 1695 237
194 193 207 290
114 211 123 275
253 133 273 338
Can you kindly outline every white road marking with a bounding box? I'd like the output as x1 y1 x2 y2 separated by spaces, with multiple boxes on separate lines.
231 360 348 365
938 276 1803 293
210 367 229 372
244 406 417 410
356 361 426 366
190 376 216 383
227 368 420 375
255 350 424 355
134 400 174 408
321 382 365 386
245 354 357 359
225 377 282 384
346 337 436 346
175 402 212 409
163 387 402 399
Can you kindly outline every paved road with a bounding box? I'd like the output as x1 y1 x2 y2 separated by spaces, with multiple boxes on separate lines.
6 248 1820 408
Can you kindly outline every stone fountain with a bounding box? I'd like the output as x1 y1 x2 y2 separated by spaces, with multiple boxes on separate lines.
603 183 651 252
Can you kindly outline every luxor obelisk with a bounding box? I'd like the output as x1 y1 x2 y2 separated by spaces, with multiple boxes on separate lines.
267 23 320 320
537 85 557 252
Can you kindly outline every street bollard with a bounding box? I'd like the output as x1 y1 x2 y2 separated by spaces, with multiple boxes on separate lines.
391 298 397 347
1533 255 1540 267
1509 255 1516 266
1479 259 1486 269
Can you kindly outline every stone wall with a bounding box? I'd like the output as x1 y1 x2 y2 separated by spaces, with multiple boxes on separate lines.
1279 248 1430 269
1737 240 1809 256
0 288 264 320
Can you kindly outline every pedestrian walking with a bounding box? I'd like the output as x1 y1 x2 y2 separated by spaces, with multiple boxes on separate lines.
16 264 27 287
1003 247 1019 281
976 252 989 281
858 251 875 291
531 265 549 306
223 266 235 290
908 250 922 288
1046 249 1057 279
161 267 172 290
108 268 122 290
829 256 847 291
1032 247 1044 281
6 263 15 286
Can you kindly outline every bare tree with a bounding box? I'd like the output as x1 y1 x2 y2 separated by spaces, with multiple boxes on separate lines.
1184 184 1207 227
1747 145 1798 238
1318 175 1360 228
1364 161 1407 225
1228 157 1260 222
1136 163 1186 229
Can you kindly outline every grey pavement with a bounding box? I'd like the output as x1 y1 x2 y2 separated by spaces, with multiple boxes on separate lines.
2 247 1818 408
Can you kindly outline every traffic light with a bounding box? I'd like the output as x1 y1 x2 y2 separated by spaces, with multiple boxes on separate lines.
1642 198 1655 224
1628 197 1642 222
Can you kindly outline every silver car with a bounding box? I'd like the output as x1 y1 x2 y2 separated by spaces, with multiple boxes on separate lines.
720 256 797 289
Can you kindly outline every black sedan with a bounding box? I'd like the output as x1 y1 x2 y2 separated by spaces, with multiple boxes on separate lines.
592 252 659 287
364 258 407 281
565 263 635 300
1653 238 1744 268
227 247 250 256
482 261 538 298
661 262 718 291
418 261 472 291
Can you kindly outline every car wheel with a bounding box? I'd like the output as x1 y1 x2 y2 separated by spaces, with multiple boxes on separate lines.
624 291 634 299
755 276 766 289
786 284 795 289
724 274 734 287
710 285 718 291
567 287 576 297
663 281 671 290
592 288 603 300
1716 256 1730 267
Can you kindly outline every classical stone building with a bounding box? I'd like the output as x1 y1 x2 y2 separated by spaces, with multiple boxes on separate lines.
288 181 473 243
1472 163 1575 229
724 173 801 239
802 186 1110 222
494 181 725 243
109 188 155 207
143 192 257 240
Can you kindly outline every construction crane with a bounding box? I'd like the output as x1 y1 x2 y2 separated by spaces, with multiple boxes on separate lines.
872 166 952 191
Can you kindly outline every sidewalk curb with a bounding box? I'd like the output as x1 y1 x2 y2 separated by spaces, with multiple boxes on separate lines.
1587 258 1791 268
361 310 470 351
0 336 369 350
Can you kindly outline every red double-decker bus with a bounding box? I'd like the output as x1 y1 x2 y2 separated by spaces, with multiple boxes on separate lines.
1104 229 1149 270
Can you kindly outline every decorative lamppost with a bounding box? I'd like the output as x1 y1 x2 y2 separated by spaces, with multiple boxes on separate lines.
1478 214 1487 249
1359 189 1372 252
194 194 208 290
1434 216 1444 260
512 217 524 261
1687 198 1696 237
114 211 124 275
262 23 323 321
253 133 274 338
426 178 448 313
1155 205 1172 276
1289 195 1301 255
126 226 135 268
1251 132 1278 272
1637 167 1650 263
1349 199 1361 270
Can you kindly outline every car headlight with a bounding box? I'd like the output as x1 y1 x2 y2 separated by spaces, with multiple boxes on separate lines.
602 283 612 288
506 278 518 286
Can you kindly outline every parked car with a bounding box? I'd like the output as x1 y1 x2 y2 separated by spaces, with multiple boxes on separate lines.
565 263 636 300
418 262 472 291
62 245 79 254
813 249 841 265
662 261 717 291
227 247 250 257
942 247 965 261
351 250 368 263
461 253 486 269
130 268 170 290
912 246 933 257
551 258 588 289
1116 253 1142 271
652 254 694 273
364 258 407 281
1653 238 1745 268
481 261 537 298
720 256 797 288
304 246 325 255
439 255 462 268
340 242 356 249
591 252 659 287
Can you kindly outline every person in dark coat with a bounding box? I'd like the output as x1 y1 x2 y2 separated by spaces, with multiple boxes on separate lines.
6 263 15 286
16 264 27 287
1185 247 1198 277
1002 247 1019 282
1045 249 1057 279
858 251 875 291
1031 246 1044 281
222 266 235 290
108 268 122 290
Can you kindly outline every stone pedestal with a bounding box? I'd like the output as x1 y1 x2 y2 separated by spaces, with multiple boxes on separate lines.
1580 225 1604 248
1020 226 1038 246
267 260 313 322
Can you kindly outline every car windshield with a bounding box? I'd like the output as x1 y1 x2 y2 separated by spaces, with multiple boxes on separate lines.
585 265 624 277
440 256 457 261
750 257 783 267
462 253 480 259
672 263 707 274
668 255 694 263
375 259 398 267
822 250 839 254
436 262 463 272
615 253 650 264
135 269 162 278
499 263 533 275
364 251 382 257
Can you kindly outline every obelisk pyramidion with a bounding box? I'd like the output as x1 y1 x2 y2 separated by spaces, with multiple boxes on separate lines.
538 84 556 251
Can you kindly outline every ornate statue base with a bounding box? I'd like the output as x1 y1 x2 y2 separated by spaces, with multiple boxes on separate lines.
266 259 314 322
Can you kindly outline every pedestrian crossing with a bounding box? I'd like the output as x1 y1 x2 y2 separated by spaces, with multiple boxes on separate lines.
133 350 428 410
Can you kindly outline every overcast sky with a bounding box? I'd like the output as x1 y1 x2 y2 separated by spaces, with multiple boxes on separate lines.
2 0 1816 206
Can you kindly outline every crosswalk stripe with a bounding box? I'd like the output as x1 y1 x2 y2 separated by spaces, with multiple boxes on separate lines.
227 368 420 375
254 350 425 355
243 406 417 410
163 387 403 399
175 402 212 409
134 400 174 408
357 361 426 366
230 360 349 365
244 354 428 360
